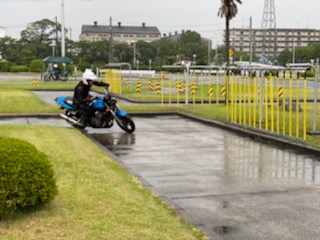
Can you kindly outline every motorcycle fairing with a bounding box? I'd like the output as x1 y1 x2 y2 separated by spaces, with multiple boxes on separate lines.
115 109 127 117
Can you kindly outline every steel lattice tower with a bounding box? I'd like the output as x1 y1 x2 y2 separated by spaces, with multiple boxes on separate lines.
261 0 277 61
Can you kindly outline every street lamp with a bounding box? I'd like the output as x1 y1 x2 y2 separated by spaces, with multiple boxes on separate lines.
193 54 197 64
50 40 56 57
61 0 65 57
149 59 152 70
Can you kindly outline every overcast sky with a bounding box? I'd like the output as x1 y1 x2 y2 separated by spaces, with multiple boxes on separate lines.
1 0 319 44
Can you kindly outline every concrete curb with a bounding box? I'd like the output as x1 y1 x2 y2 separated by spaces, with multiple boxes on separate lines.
0 113 60 118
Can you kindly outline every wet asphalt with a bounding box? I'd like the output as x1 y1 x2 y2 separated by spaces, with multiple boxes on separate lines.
1 91 320 239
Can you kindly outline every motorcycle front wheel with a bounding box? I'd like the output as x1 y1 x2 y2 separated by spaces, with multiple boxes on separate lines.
116 115 135 133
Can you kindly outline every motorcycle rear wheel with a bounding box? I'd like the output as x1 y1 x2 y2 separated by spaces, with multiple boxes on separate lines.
44 74 51 81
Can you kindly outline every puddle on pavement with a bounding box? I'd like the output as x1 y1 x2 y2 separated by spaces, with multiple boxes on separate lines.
91 128 320 185
222 134 320 184
91 132 136 147
213 226 238 236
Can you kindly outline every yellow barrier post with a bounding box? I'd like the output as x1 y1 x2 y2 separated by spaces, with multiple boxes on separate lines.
270 72 274 132
136 79 142 93
232 73 237 123
105 69 121 94
224 71 229 121
230 72 234 122
216 71 220 104
208 84 213 105
264 73 269 131
246 71 251 127
32 77 38 86
234 72 237 122
276 72 281 134
303 77 307 140
253 75 257 128
259 74 263 129
243 73 247 125
169 73 172 106
296 73 300 138
161 73 164 105
282 72 286 135
201 72 204 105
289 71 293 137
208 72 212 104
239 74 242 124
176 73 180 105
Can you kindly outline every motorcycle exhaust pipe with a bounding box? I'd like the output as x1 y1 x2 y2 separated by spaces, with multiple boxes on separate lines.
59 114 85 128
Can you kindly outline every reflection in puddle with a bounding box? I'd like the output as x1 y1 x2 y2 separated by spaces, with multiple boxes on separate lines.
223 134 320 183
213 226 238 236
90 133 135 147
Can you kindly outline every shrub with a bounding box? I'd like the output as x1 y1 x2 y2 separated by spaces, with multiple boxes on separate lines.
0 61 9 72
10 65 29 73
0 137 58 218
29 59 43 72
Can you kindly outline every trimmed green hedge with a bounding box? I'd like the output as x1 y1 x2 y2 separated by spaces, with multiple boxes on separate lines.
0 61 9 72
10 65 29 72
0 137 58 218
29 59 43 72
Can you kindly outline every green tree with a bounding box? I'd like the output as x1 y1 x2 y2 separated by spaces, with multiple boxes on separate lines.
277 49 292 65
20 19 59 59
0 37 23 65
179 31 208 64
72 41 109 69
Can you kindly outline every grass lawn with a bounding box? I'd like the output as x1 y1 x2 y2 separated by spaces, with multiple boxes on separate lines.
0 125 206 240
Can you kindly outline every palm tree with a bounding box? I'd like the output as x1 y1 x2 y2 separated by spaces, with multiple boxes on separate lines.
218 0 242 67
218 0 242 104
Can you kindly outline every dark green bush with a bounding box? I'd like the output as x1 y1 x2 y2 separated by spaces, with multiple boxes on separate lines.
0 61 9 72
29 59 43 72
10 65 29 73
0 137 58 218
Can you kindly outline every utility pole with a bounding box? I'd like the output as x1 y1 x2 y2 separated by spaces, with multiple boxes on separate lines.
108 17 113 63
249 16 253 64
55 16 58 56
61 0 65 57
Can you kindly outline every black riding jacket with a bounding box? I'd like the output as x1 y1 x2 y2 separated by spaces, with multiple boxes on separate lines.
73 81 109 107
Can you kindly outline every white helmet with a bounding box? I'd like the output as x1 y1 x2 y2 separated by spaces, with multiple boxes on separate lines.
82 69 97 85
53 64 58 68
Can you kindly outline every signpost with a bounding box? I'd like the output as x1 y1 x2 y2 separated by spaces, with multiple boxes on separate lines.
182 61 191 104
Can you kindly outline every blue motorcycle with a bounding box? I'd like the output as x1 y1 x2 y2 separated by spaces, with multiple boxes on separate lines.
44 70 68 81
55 86 135 133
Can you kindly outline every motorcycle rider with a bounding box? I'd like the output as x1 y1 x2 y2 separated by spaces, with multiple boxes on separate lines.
53 64 61 80
73 69 109 125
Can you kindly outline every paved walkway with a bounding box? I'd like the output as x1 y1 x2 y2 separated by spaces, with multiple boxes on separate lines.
87 115 320 240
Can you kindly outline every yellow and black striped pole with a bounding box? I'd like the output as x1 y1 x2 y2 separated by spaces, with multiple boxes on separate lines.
136 79 142 93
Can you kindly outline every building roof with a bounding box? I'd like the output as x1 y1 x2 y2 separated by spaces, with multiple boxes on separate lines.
81 24 161 35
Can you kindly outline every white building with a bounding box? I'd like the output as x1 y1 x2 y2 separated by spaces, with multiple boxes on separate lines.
80 21 161 43
228 28 320 60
